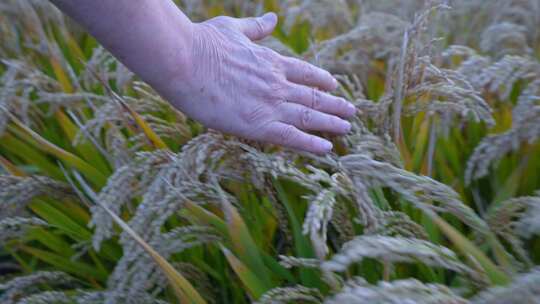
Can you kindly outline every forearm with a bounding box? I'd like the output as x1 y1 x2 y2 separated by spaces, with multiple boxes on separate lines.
50 0 193 95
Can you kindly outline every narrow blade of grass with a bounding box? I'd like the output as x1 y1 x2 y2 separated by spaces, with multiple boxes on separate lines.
220 197 273 289
7 115 107 187
428 211 510 285
220 244 268 300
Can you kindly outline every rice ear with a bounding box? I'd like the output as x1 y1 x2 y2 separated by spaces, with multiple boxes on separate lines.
63 168 207 304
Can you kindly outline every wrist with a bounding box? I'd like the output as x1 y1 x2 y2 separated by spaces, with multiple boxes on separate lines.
145 13 196 105
157 21 220 109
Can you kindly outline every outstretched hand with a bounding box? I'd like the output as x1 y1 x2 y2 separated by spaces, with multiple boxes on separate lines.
50 0 355 154
166 13 356 154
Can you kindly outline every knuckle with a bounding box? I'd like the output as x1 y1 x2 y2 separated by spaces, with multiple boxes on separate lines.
241 105 268 125
261 48 284 73
300 108 312 128
307 136 317 151
311 88 322 110
258 59 284 102
303 64 316 83
254 18 265 36
270 64 282 79
269 59 283 77
268 79 287 102
278 125 297 145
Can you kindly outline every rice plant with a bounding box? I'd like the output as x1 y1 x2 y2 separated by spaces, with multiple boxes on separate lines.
1 0 539 303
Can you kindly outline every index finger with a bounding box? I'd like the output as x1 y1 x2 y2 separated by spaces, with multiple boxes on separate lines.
281 56 338 92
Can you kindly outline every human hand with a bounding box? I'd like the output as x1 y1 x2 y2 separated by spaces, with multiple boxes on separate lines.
165 13 356 154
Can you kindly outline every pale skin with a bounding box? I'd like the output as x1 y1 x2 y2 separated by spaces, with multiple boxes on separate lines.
50 0 356 154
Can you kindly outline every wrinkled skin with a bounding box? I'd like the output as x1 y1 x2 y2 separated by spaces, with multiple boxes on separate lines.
167 13 355 153
51 1 355 153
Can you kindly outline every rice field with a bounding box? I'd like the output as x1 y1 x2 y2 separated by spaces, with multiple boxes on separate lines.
0 0 540 303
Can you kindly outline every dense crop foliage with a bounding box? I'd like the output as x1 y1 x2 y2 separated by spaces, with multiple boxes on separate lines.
1 0 540 303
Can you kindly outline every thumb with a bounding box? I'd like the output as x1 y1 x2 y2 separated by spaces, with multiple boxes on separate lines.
237 12 278 41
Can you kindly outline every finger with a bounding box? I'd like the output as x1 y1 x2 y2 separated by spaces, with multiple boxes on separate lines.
236 12 278 41
278 102 351 134
263 121 333 154
281 56 337 91
286 82 357 118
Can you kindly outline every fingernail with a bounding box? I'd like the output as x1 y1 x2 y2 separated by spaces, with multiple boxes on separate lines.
343 121 352 133
332 77 339 89
262 12 277 23
347 103 356 115
320 140 333 152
